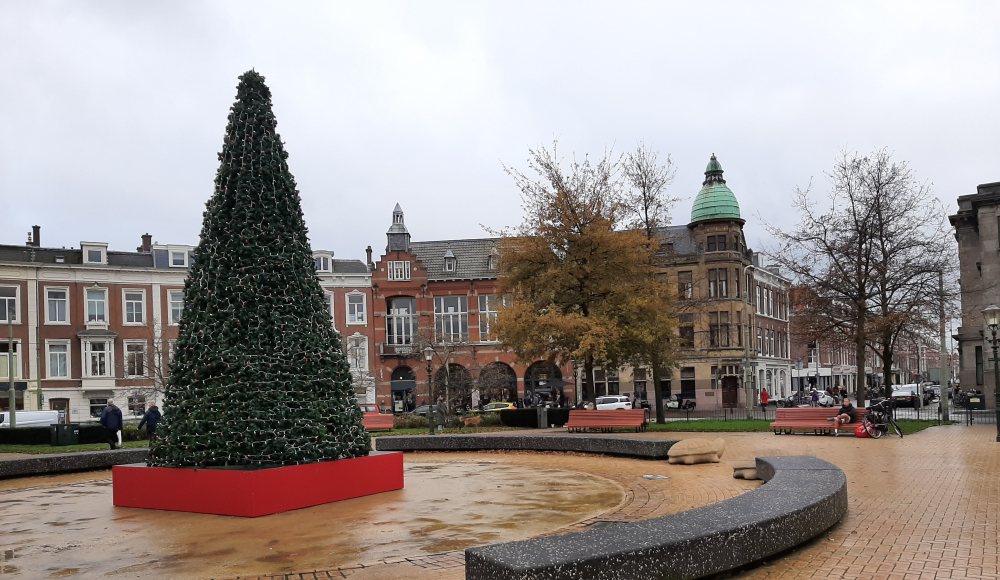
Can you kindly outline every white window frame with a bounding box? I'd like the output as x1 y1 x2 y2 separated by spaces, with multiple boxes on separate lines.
478 294 506 342
323 290 336 329
314 255 332 273
444 257 456 272
168 290 184 325
122 289 146 325
0 339 21 379
124 340 147 378
0 285 20 324
346 291 366 325
347 333 369 372
82 339 114 378
45 340 71 379
386 297 417 345
85 287 108 324
167 340 176 364
84 248 106 264
45 286 70 325
169 250 188 268
434 295 469 343
388 261 411 281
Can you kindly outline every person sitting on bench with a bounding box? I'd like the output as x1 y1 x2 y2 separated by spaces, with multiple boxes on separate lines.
832 397 856 436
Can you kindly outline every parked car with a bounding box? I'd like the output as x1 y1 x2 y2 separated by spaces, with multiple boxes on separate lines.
595 395 633 410
664 395 696 410
0 410 62 428
411 405 432 416
891 383 928 407
479 402 516 412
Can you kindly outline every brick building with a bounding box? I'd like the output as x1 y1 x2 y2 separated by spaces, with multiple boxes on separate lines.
0 227 373 420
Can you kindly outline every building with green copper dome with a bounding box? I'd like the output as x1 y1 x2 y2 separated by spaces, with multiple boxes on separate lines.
690 154 744 225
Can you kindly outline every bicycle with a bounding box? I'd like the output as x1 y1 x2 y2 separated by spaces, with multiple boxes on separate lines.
861 398 903 439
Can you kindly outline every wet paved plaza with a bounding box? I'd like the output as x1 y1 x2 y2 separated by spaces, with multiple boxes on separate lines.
1 424 997 579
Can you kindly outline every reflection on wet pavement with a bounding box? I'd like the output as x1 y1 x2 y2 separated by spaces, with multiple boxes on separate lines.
0 458 621 578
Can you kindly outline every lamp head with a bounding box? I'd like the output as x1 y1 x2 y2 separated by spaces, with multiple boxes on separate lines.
983 304 1000 329
423 346 434 361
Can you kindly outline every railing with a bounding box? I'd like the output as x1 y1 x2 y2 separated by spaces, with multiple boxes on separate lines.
377 343 414 357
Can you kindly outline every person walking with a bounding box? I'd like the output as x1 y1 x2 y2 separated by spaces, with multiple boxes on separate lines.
759 387 769 413
99 401 124 449
137 403 161 440
810 388 819 407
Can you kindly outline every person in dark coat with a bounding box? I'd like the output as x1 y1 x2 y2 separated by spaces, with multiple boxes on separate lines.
99 401 124 449
137 403 161 439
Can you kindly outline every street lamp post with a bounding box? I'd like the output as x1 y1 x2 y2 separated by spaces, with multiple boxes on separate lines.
424 346 435 435
6 317 15 427
981 305 1000 443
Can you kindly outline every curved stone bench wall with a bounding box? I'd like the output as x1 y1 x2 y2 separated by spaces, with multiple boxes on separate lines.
374 434 677 459
465 455 847 580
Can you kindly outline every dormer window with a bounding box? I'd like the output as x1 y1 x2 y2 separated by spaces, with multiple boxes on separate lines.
444 256 456 272
169 250 188 267
487 252 498 271
81 242 108 265
314 253 333 273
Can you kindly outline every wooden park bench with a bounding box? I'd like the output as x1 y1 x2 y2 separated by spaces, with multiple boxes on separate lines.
362 413 394 432
770 407 868 435
565 409 648 433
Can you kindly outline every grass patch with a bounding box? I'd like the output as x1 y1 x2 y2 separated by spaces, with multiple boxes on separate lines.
0 440 149 454
894 420 940 435
647 419 774 432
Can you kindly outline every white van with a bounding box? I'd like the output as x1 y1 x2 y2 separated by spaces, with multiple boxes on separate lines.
0 410 62 428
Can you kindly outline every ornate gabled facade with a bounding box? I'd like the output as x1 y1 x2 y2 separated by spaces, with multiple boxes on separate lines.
370 205 570 412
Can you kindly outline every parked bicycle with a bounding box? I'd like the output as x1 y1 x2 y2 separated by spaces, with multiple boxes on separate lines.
861 398 903 439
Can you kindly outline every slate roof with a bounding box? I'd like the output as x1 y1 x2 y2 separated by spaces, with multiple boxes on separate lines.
652 226 699 257
331 259 370 274
0 245 153 267
411 238 499 281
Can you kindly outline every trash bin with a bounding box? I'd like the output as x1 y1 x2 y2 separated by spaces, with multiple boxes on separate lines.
49 423 79 446
536 406 548 429
966 395 985 410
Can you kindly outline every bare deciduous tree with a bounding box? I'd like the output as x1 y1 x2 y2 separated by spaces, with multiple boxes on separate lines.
622 143 677 239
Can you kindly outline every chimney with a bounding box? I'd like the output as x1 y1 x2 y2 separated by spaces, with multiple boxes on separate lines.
138 233 152 253
365 245 373 270
27 225 41 247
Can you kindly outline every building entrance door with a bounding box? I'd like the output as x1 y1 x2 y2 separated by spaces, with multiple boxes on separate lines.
49 398 70 424
721 377 739 408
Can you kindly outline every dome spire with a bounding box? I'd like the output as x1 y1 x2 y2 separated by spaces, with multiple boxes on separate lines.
703 153 726 186
690 153 742 224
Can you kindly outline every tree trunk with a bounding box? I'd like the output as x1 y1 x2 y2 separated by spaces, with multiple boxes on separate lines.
855 308 868 406
651 360 665 424
881 340 894 398
582 355 595 402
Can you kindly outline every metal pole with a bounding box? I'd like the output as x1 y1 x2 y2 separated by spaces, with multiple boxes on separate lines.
7 317 15 427
938 271 949 422
426 357 434 435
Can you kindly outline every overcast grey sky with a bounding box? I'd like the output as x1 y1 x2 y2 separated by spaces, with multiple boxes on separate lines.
2 1 998 260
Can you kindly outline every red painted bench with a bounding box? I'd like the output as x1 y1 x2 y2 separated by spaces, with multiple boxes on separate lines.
565 409 648 433
362 413 394 431
770 407 867 435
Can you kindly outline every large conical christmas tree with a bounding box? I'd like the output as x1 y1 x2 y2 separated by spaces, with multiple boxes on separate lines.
148 71 370 467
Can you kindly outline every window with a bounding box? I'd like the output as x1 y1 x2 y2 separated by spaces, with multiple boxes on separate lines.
170 251 188 267
85 288 107 323
735 311 743 347
387 297 417 345
708 269 728 298
479 294 508 342
84 340 112 377
46 341 69 378
388 261 411 281
86 249 104 264
346 334 369 371
0 342 19 379
167 341 176 364
125 342 146 377
677 272 693 299
434 296 469 343
89 398 108 418
680 367 696 399
44 288 69 324
975 346 984 386
314 255 331 272
323 291 335 326
168 290 184 324
347 292 366 325
678 314 695 347
633 368 648 396
487 252 498 271
709 311 730 347
444 256 456 272
0 286 17 323
127 395 146 416
124 290 145 324
706 235 727 252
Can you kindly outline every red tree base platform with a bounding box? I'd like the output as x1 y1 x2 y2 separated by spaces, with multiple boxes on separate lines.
112 451 403 517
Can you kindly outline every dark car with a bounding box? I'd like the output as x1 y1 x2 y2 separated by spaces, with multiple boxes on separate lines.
411 405 432 416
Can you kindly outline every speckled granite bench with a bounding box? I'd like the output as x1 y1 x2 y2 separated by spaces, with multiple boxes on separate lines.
0 448 149 479
374 434 677 459
466 456 848 580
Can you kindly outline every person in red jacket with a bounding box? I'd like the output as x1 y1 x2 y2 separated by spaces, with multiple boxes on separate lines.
759 387 769 412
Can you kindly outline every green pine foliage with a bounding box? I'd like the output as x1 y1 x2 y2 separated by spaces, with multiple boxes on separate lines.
148 71 370 467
